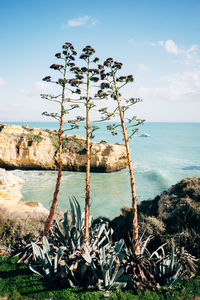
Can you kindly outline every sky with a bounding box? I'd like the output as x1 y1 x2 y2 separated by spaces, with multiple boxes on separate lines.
0 0 200 122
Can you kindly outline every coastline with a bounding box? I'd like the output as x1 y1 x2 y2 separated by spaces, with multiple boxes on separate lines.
0 122 200 218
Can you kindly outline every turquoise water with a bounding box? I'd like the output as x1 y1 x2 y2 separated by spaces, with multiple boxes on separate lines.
5 121 200 219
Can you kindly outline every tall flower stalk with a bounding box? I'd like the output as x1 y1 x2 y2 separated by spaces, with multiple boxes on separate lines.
42 42 79 236
83 50 92 242
68 46 101 242
99 58 144 254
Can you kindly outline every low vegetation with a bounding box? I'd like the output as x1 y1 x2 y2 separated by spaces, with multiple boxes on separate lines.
0 207 45 246
27 134 43 143
0 255 199 299
8 198 197 298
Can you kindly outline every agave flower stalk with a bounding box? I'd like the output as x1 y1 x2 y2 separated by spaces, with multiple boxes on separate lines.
68 46 101 242
85 63 90 242
113 83 139 255
80 46 100 242
42 42 79 236
100 58 144 254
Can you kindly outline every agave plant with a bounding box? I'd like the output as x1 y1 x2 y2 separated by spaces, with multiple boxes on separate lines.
62 243 96 288
29 236 66 281
16 198 198 293
121 235 157 291
47 197 117 288
51 197 111 254
151 239 198 286
90 239 128 293
90 220 113 251
51 197 85 254
54 199 128 289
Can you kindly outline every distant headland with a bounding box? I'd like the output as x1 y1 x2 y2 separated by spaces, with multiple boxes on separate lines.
0 123 128 173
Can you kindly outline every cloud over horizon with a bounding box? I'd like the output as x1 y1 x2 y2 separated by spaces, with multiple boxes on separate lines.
138 68 200 102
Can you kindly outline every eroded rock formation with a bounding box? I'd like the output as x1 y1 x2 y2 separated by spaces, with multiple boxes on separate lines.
0 124 128 172
0 168 48 215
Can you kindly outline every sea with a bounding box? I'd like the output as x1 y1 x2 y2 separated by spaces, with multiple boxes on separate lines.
4 121 200 219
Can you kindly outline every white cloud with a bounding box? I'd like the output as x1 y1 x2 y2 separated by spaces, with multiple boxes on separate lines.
0 77 6 86
138 69 200 102
68 16 89 27
166 70 200 100
183 44 200 65
159 40 179 55
151 40 200 66
66 16 98 28
147 40 200 102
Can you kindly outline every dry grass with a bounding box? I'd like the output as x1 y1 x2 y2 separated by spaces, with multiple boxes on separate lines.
0 206 63 246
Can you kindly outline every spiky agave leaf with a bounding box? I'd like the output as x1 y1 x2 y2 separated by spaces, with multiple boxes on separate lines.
178 247 198 274
15 242 34 263
29 237 66 281
122 236 157 290
92 239 127 291
29 264 45 278
31 241 45 263
152 239 198 287
157 241 182 286
51 197 84 254
81 244 92 264
90 220 113 250
54 246 66 273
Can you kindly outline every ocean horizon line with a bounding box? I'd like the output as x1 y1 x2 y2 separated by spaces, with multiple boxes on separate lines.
1 120 200 124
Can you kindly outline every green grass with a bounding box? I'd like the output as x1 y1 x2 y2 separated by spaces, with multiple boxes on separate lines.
0 256 199 300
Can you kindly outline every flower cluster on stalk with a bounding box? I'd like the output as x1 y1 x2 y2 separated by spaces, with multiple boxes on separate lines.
42 42 80 89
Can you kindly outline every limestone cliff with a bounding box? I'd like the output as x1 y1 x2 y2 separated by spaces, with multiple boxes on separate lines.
0 167 24 203
0 124 128 172
0 168 48 215
0 168 49 248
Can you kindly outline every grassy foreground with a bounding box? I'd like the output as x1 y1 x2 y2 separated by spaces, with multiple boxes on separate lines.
0 256 199 300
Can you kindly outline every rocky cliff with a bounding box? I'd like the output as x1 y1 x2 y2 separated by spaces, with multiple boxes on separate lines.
111 177 200 257
0 168 48 215
0 168 49 248
0 124 128 172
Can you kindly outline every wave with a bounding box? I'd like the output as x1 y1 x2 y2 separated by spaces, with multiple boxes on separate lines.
182 165 200 171
11 170 75 190
138 168 170 190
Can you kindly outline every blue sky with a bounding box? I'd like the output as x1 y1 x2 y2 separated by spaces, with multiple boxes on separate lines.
0 0 200 122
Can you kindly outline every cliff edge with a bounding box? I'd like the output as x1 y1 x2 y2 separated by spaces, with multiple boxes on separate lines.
0 124 128 172
0 168 48 215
